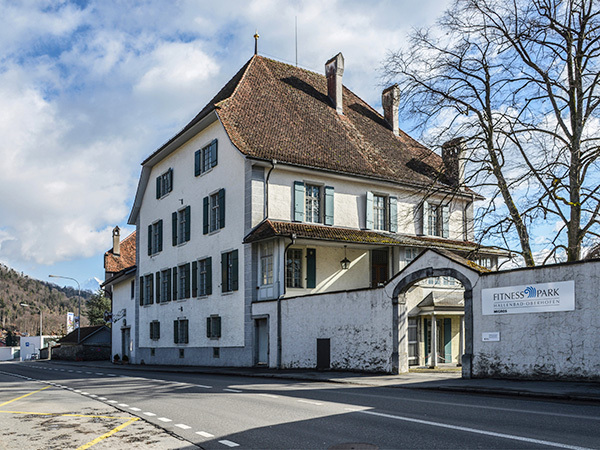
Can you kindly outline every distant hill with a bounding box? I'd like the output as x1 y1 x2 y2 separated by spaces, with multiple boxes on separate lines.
0 263 93 339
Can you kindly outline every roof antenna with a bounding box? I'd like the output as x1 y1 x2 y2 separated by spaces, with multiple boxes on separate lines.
254 29 260 56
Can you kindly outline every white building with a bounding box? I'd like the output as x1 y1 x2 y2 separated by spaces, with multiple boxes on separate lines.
116 52 504 371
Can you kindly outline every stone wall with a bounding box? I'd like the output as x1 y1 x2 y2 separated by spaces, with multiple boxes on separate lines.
51 344 111 361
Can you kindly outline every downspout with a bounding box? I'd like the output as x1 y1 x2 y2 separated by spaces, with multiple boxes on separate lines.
264 159 277 220
277 233 296 369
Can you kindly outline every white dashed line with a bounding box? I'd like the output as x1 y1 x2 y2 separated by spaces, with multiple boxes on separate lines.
258 393 279 398
223 388 242 393
81 392 90 395
89 394 98 398
107 374 117 377
95 372 104 375
107 400 118 404
130 407 141 411
195 384 212 389
158 417 172 422
144 412 156 416
74 390 82 393
219 440 240 447
98 397 107 400
76 371 82 373
297 399 323 406
68 370 73 373
175 424 191 430
86 372 92 374
196 431 214 438
118 403 129 407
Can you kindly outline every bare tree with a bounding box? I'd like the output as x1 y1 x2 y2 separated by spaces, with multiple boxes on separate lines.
384 0 600 265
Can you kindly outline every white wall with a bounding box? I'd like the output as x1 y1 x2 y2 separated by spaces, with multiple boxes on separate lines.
138 120 247 352
472 260 600 380
19 336 43 361
111 274 135 361
0 347 19 361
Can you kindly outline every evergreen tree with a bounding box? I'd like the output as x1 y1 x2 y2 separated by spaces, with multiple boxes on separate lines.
85 289 111 326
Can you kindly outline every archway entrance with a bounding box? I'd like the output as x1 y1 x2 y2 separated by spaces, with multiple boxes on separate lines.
386 249 483 378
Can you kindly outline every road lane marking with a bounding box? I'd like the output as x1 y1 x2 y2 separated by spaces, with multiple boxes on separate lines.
107 400 118 404
76 417 139 450
107 374 117 376
76 371 82 373
196 431 214 438
175 424 191 429
0 411 133 419
117 403 129 407
144 412 156 416
219 440 240 447
81 392 90 395
297 399 323 405
86 372 92 374
356 410 593 450
89 395 98 398
223 388 242 393
98 397 107 400
74 390 82 393
195 384 213 388
0 385 51 407
258 394 279 398
95 372 104 375
158 417 172 422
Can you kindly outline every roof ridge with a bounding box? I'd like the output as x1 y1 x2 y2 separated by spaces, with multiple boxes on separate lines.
215 55 259 109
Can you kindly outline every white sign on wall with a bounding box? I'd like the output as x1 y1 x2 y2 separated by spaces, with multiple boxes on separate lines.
482 280 575 315
482 332 500 342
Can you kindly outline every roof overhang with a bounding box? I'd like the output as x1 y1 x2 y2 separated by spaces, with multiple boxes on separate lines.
101 266 137 288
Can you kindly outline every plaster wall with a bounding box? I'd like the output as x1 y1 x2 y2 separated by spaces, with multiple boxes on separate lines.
0 347 18 361
137 120 249 365
110 275 136 361
473 260 600 380
19 336 43 360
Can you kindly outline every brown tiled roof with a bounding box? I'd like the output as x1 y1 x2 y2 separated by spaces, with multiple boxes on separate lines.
104 231 136 274
243 220 506 256
144 55 455 189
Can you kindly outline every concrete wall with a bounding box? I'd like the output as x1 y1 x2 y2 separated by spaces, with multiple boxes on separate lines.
252 287 393 372
473 260 600 380
19 336 43 361
0 347 19 361
111 275 136 361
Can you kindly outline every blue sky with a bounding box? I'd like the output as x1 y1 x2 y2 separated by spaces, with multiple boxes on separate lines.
0 0 451 289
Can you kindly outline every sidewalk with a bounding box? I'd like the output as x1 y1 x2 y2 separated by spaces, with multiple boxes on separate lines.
36 359 600 403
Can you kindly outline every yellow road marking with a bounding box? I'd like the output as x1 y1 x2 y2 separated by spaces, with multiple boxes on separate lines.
0 385 51 407
0 410 132 419
76 417 139 450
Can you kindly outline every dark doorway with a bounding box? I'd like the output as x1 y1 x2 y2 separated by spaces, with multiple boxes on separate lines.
316 338 330 370
371 249 388 286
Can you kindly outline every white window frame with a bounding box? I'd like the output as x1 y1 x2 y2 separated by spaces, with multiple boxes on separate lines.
210 192 220 232
260 241 274 286
305 184 322 223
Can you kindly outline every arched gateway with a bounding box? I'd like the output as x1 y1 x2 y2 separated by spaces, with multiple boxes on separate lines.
384 249 485 378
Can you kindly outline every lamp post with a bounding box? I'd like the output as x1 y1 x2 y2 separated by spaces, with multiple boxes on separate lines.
20 303 42 337
49 275 81 344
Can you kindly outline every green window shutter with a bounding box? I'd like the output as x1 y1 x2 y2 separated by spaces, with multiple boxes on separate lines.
156 176 161 199
158 220 163 252
422 200 430 235
215 316 221 338
203 196 209 234
149 275 154 304
293 181 305 222
185 206 191 241
157 322 160 339
192 261 198 297
221 253 227 292
206 257 212 295
149 322 153 339
172 267 178 300
231 250 238 291
211 140 218 168
324 186 334 226
168 168 173 193
389 196 398 233
184 263 191 298
155 271 161 303
174 320 179 344
365 191 374 230
167 270 172 302
183 320 189 343
306 248 316 289
442 205 450 238
139 276 144 306
194 149 201 176
172 212 178 246
206 317 211 338
147 225 152 255
218 188 225 229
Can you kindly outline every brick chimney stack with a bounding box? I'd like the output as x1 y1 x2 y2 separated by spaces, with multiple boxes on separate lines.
442 137 466 186
112 226 121 256
325 53 344 114
382 84 400 136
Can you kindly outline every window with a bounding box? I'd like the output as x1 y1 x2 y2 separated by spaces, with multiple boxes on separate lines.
139 275 153 306
476 257 496 270
293 182 334 225
373 195 386 230
159 269 172 303
156 168 173 199
221 250 238 293
286 248 302 288
366 192 397 232
207 315 221 339
194 139 218 176
423 201 449 238
175 263 191 300
260 241 274 286
193 257 212 297
203 189 225 234
147 220 163 256
172 206 191 246
150 321 160 340
174 319 189 344
130 280 135 299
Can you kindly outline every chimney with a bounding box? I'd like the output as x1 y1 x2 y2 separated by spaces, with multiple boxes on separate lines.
382 84 400 136
442 137 466 186
325 52 344 114
112 226 121 256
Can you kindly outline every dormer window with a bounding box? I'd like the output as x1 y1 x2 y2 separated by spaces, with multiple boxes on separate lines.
156 169 173 199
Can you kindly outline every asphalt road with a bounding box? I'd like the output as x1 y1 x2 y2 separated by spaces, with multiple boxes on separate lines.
2 361 599 449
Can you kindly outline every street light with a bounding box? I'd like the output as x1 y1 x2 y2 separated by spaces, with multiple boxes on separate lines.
49 275 81 344
20 303 42 337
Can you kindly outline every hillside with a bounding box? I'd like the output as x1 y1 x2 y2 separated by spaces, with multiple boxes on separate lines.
0 263 93 339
